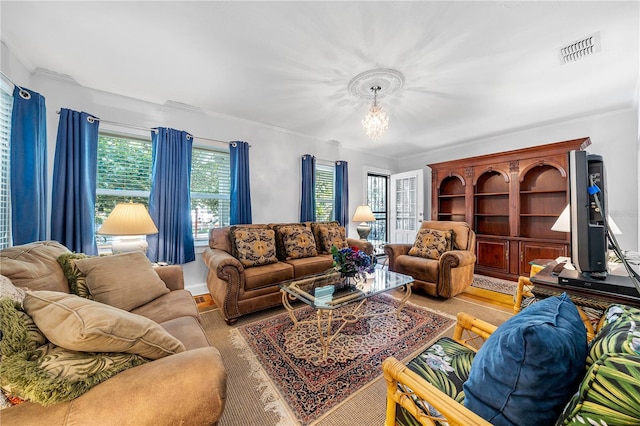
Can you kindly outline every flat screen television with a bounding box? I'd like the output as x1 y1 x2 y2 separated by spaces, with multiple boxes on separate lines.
568 150 608 278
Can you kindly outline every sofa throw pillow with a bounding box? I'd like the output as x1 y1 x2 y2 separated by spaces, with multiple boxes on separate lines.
408 228 452 260
556 353 640 426
24 291 185 360
0 241 71 293
272 223 310 260
311 221 346 254
0 297 148 406
463 293 587 426
72 251 168 311
57 252 94 299
281 226 318 260
586 305 640 367
230 226 278 268
316 225 348 254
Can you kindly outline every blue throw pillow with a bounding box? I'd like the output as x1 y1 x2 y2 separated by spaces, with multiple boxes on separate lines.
463 293 587 426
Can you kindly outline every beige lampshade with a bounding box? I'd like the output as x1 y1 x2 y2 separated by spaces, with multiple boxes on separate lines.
551 204 622 234
98 202 159 236
352 205 375 222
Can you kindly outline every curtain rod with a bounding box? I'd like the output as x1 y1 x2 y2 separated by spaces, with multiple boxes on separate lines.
54 110 244 146
0 70 31 100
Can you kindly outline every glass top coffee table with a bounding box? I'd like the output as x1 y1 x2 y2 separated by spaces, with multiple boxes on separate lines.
279 268 414 359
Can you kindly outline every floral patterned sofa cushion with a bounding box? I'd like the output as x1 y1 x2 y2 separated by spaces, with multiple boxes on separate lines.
556 304 640 426
311 221 348 254
408 228 453 260
280 226 318 260
396 337 476 425
230 226 278 268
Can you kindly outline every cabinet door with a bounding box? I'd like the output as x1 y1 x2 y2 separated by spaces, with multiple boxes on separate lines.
476 238 509 274
519 241 568 275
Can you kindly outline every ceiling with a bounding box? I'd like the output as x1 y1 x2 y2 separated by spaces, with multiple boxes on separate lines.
1 1 638 159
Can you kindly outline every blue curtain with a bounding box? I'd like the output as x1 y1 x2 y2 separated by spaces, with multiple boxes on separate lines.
10 86 47 245
300 154 316 222
147 128 195 264
51 109 99 254
229 141 252 225
335 160 349 227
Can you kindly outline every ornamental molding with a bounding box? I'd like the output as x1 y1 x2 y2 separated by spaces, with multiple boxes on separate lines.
348 69 405 100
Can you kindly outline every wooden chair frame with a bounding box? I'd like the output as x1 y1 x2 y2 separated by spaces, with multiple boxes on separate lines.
382 312 498 426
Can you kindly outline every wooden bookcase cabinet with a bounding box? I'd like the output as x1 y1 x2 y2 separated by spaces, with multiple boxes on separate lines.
429 138 591 281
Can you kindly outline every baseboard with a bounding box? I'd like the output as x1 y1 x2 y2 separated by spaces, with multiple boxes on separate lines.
186 282 209 296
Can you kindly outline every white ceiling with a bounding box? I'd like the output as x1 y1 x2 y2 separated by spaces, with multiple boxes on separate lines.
1 1 638 159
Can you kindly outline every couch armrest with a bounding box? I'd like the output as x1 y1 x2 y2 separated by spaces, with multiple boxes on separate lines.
382 312 496 426
384 244 412 271
382 356 491 426
2 347 227 426
201 248 244 323
154 264 184 291
347 238 374 256
437 250 477 298
452 312 497 351
202 247 244 276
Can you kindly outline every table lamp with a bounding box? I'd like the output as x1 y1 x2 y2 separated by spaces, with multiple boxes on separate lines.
551 204 621 234
352 205 376 240
97 202 159 254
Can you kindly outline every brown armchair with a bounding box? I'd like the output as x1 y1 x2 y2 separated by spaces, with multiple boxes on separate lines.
384 221 476 298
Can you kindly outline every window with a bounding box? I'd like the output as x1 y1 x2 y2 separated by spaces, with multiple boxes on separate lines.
0 84 13 249
95 134 153 245
95 133 230 246
190 146 231 239
315 162 335 221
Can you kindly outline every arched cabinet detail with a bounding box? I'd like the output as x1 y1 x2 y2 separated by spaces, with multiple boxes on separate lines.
428 137 591 281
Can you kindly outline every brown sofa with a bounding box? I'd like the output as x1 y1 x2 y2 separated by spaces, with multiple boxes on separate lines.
0 241 227 426
202 222 373 325
384 221 476 298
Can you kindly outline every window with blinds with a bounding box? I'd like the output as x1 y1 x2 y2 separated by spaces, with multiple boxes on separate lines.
315 162 335 222
0 85 13 249
95 133 230 245
190 146 231 240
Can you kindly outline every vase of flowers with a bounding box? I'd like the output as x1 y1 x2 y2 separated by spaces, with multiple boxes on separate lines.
331 246 375 286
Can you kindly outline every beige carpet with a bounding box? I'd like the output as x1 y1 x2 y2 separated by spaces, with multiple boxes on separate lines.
200 289 514 426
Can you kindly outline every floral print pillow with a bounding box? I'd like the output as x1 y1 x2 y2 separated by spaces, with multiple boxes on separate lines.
230 227 278 268
408 229 453 260
281 226 318 260
317 226 348 253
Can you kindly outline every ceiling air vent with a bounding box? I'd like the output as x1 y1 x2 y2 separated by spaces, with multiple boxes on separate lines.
560 32 601 64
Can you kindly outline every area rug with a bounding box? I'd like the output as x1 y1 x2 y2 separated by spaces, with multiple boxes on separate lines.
471 274 517 295
230 294 454 425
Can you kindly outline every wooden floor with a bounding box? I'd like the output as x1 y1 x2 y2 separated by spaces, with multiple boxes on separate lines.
194 293 216 312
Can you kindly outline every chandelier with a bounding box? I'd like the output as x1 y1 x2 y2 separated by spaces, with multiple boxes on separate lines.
361 86 389 140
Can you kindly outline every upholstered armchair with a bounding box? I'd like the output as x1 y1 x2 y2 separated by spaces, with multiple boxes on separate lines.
384 221 476 298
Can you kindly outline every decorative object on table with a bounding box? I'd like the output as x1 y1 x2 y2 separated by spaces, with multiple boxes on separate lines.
352 205 376 240
331 245 374 285
97 202 158 254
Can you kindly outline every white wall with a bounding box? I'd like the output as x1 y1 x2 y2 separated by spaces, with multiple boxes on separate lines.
2 46 398 295
399 108 640 253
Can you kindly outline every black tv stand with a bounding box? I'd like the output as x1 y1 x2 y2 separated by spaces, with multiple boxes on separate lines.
558 268 640 299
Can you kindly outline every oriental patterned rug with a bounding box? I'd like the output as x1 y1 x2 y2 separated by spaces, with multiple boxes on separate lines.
230 294 454 425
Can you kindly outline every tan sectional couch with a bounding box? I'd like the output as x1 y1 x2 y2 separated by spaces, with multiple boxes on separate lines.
0 241 227 426
202 222 373 325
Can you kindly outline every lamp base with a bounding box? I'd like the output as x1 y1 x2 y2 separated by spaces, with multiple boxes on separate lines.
356 222 371 240
111 236 148 254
